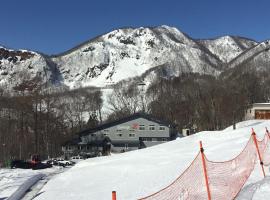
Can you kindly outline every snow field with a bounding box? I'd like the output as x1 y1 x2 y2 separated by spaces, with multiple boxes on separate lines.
34 120 270 200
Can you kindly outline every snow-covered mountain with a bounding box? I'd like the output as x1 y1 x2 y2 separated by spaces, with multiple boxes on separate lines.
51 25 223 88
0 46 61 89
0 25 267 90
228 40 270 71
198 36 257 63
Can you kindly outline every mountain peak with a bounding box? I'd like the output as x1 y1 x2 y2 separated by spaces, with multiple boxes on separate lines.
0 25 263 90
198 35 257 63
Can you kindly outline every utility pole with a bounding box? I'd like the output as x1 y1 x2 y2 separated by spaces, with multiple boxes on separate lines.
137 82 146 112
232 91 238 130
2 143 6 166
233 110 236 130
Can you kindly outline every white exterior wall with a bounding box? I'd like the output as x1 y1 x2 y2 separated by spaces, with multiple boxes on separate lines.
245 108 255 120
82 117 170 143
63 116 175 157
81 117 172 153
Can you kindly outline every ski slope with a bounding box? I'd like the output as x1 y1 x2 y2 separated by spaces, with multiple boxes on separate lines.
35 120 270 200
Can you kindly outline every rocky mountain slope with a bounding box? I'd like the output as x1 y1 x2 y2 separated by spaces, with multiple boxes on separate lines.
198 36 257 63
0 25 268 90
0 47 61 89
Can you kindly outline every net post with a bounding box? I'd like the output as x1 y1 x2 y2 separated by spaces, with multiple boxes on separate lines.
266 127 270 139
251 129 266 178
112 191 117 200
199 141 211 200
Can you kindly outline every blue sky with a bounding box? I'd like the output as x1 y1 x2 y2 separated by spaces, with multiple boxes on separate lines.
1 0 270 54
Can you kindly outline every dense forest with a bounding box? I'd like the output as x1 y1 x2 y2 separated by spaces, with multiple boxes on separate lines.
0 67 269 165
107 69 269 131
0 77 102 165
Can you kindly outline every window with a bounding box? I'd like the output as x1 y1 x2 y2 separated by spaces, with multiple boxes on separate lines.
117 129 122 132
159 126 166 131
104 129 109 132
117 133 122 137
149 125 155 131
139 125 145 130
103 133 108 136
142 137 152 142
129 133 135 137
157 138 168 142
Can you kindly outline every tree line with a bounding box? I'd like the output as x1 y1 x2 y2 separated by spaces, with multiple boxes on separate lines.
0 77 102 164
0 66 269 165
108 69 269 132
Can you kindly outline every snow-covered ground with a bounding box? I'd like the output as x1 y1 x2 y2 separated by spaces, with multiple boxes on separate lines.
0 166 66 199
1 121 269 200
237 176 270 200
28 120 270 200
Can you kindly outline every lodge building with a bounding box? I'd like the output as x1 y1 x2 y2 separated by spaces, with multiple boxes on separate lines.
62 113 177 158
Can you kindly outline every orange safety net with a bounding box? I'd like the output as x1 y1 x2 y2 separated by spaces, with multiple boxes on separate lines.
263 143 270 166
205 137 257 200
139 153 208 200
257 133 269 158
262 133 270 166
139 131 269 200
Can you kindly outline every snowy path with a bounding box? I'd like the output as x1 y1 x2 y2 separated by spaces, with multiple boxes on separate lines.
0 167 66 200
0 168 41 199
21 167 66 200
8 174 45 200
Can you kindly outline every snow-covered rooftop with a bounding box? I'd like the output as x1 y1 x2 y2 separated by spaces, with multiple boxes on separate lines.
253 103 270 107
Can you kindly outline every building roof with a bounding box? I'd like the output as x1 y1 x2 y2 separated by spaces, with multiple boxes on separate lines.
63 137 82 146
80 136 111 146
252 103 270 108
79 112 174 137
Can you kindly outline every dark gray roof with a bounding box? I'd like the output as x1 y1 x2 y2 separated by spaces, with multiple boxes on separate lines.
63 137 82 146
84 136 111 146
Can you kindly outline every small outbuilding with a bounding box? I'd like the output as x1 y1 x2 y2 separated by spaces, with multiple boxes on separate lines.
245 103 270 120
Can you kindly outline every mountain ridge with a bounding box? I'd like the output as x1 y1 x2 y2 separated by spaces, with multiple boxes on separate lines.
0 25 269 90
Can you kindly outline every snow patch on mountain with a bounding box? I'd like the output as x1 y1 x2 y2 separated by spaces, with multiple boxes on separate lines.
199 36 257 63
228 40 270 69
